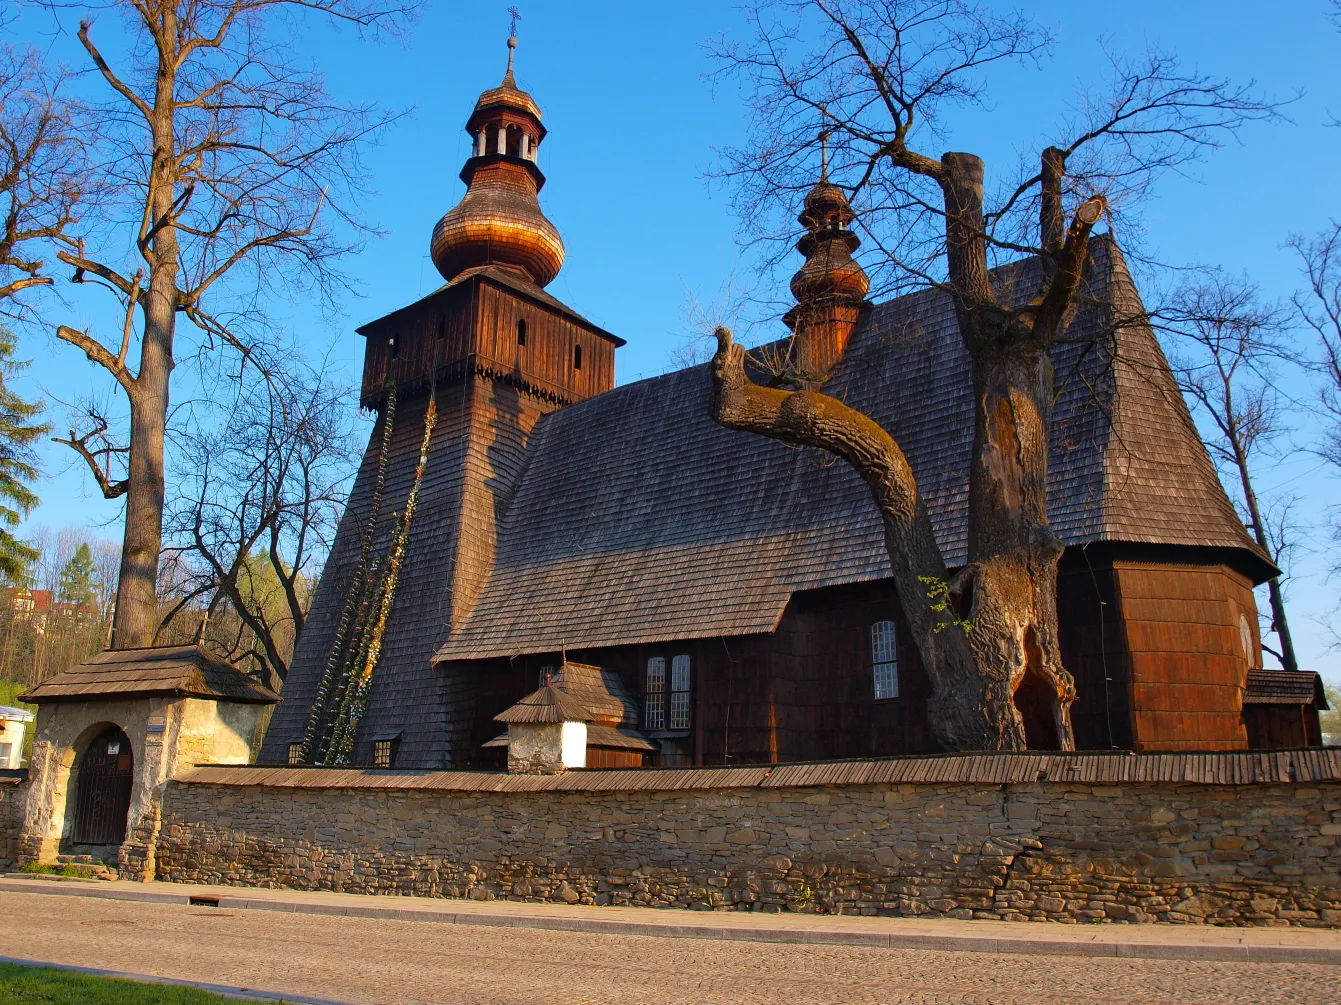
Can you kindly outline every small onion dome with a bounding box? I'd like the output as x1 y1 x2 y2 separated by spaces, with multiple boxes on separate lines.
799 180 856 231
790 178 869 304
430 164 566 287
790 235 870 304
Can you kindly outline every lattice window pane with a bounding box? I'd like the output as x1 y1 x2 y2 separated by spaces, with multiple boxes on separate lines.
871 620 899 700
645 692 665 730
670 690 690 730
287 743 303 765
873 662 899 700
646 657 666 729
871 620 897 665
373 740 394 768
647 657 666 691
671 654 691 692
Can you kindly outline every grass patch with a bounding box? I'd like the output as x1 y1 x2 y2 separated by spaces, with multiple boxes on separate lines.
16 863 101 879
0 963 246 1003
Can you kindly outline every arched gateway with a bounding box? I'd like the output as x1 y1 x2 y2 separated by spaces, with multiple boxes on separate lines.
70 724 134 845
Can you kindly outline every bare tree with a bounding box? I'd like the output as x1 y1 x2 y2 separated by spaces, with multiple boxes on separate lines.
48 0 411 649
1292 224 1341 467
1155 272 1300 671
158 360 357 686
0 41 85 314
709 0 1279 750
1291 222 1341 631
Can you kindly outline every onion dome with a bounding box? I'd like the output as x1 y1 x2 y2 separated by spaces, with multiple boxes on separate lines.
784 163 871 378
789 178 870 305
430 35 566 288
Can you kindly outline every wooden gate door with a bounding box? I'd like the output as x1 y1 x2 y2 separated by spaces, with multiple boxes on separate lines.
71 725 133 845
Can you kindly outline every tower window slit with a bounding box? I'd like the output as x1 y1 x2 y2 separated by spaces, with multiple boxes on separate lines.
517 318 527 346
573 343 582 370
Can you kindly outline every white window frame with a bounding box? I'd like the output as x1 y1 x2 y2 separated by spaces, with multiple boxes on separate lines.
670 654 691 730
645 656 666 730
871 620 899 700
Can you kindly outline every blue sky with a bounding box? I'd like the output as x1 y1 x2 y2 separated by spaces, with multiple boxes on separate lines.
8 1 1341 679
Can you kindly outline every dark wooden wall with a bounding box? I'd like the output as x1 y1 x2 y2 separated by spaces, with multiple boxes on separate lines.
472 283 616 401
446 549 1266 766
1243 705 1322 750
358 276 616 408
452 580 940 768
1057 549 1134 750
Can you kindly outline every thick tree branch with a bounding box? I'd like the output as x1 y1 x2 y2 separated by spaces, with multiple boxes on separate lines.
52 425 130 499
56 325 137 395
1030 196 1106 341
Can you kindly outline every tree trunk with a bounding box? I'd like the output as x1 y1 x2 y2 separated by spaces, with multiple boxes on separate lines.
111 314 171 649
710 329 1006 751
111 53 179 650
939 152 1077 750
1233 444 1297 672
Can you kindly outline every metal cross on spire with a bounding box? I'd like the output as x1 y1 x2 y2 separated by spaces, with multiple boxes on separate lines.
504 6 522 77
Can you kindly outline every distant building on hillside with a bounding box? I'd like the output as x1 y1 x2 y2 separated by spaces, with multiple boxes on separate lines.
1 589 100 638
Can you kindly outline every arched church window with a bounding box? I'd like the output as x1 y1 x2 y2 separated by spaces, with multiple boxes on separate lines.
517 318 527 346
871 620 899 699
670 654 692 729
645 654 691 731
573 343 583 370
645 657 665 729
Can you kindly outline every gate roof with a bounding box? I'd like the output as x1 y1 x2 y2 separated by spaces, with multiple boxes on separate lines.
22 645 280 705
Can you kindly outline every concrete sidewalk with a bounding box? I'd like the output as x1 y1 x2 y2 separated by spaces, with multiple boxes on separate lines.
3 874 1339 966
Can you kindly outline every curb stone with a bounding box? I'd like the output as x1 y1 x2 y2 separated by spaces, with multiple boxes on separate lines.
2 878 1339 965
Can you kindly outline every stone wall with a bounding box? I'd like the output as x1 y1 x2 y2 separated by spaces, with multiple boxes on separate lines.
156 764 1341 927
0 771 29 872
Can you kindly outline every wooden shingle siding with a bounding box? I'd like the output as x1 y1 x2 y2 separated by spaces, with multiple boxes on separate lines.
276 235 1275 768
261 374 556 768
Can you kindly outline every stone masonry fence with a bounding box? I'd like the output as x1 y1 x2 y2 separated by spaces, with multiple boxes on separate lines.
148 752 1341 927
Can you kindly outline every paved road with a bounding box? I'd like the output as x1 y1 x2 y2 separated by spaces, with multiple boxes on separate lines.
0 891 1333 1004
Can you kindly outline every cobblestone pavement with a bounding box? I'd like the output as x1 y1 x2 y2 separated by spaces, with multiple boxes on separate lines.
0 891 1333 1004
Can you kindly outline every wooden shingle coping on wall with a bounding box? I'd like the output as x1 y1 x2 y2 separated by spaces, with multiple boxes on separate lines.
176 748 1341 793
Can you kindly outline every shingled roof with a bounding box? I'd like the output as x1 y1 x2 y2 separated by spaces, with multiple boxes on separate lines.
1244 668 1328 708
435 237 1267 663
22 645 280 705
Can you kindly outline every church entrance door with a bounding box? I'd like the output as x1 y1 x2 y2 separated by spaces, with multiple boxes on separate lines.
70 725 134 845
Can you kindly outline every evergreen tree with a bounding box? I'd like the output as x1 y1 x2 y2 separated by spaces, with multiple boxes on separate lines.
0 327 46 583
58 543 97 608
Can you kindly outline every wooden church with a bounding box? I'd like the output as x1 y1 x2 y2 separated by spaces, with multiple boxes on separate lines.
260 35 1297 771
